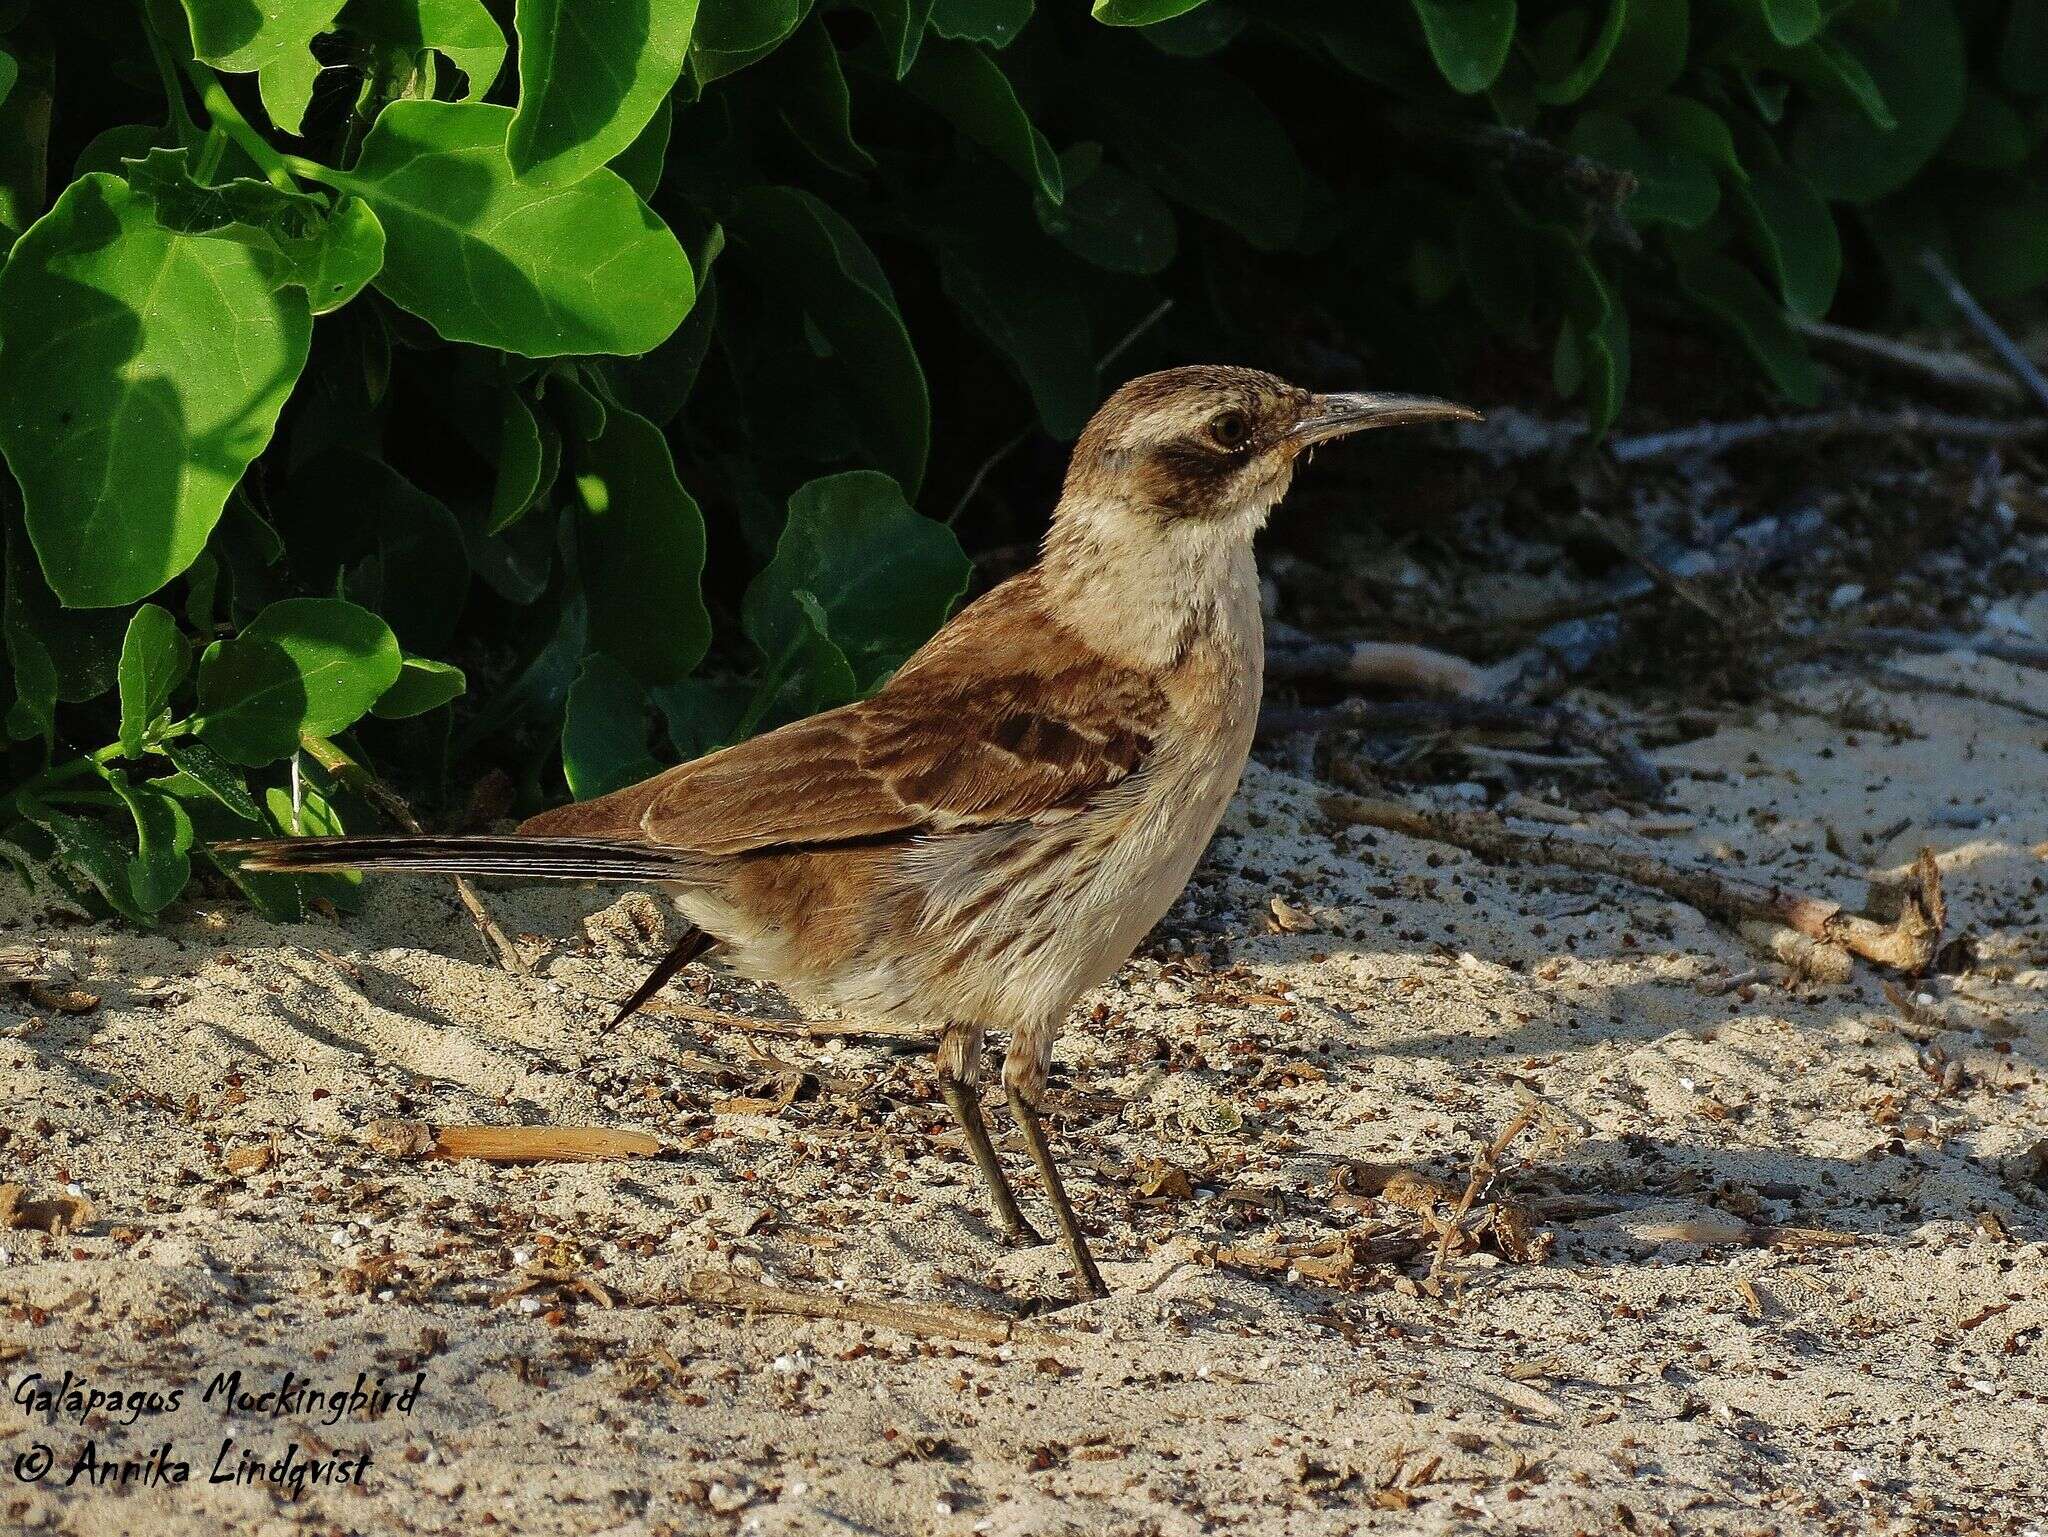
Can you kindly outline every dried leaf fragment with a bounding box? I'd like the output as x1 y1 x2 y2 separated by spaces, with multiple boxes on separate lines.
0 1183 95 1235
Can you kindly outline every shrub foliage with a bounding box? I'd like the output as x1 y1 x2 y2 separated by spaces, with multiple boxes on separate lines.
0 0 2038 918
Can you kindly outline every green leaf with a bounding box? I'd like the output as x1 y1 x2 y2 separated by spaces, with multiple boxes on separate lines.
562 653 662 798
1036 143 1175 274
1408 0 1515 94
611 95 672 199
1587 0 1686 109
652 676 752 759
161 738 263 820
1142 3 1243 55
0 47 17 109
932 0 1032 47
280 450 469 653
743 471 970 713
0 42 50 254
905 39 1061 202
763 16 873 175
193 597 404 764
571 406 710 685
1638 96 1745 182
1792 37 1896 131
372 654 468 717
117 604 192 757
0 175 312 607
1789 0 1965 202
123 147 386 314
851 0 936 77
263 782 358 885
1731 158 1839 319
725 186 930 494
179 0 346 134
1756 0 1820 46
692 0 810 82
325 100 694 357
1676 248 1821 404
105 772 194 914
509 0 697 183
1093 0 1208 23
940 239 1097 439
1532 0 1627 106
15 797 149 923
336 0 509 98
489 391 546 532
1088 52 1305 251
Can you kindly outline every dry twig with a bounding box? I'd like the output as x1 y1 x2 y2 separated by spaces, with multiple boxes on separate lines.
1608 407 2048 465
1919 253 2048 410
364 1119 661 1163
1323 794 1946 974
1793 317 2029 404
1428 1107 1539 1289
298 735 528 975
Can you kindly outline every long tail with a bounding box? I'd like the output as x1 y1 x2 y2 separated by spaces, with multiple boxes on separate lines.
213 835 697 883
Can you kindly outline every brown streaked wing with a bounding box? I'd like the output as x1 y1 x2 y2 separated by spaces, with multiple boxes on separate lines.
518 571 1168 855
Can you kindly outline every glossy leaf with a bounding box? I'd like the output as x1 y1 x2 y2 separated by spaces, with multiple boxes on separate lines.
562 653 662 798
1409 0 1515 94
373 655 468 717
178 0 345 134
161 738 263 821
1756 0 1819 47
1790 0 1965 202
337 0 509 98
932 0 1032 47
1531 0 1627 106
117 604 191 757
571 406 711 685
0 42 49 254
193 598 404 764
16 797 149 923
1093 0 1207 24
1036 143 1175 274
1676 249 1820 404
941 239 1097 439
324 101 694 357
263 783 358 886
106 772 194 914
852 0 936 77
1732 159 1839 319
692 0 809 81
611 96 673 198
0 175 311 607
905 39 1061 202
0 48 17 109
743 471 970 711
509 0 697 183
489 391 547 532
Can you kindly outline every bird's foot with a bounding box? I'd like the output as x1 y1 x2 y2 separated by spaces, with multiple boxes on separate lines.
999 1216 1048 1249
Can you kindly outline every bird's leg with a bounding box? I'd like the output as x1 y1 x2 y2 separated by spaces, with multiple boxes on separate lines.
1006 1087 1105 1300
605 925 714 1031
1004 1023 1104 1299
937 1022 1043 1246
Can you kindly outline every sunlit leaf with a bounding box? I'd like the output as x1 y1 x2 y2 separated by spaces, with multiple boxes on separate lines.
0 175 311 607
117 604 191 757
321 101 694 357
510 0 697 183
373 655 469 717
193 597 404 764
337 0 509 98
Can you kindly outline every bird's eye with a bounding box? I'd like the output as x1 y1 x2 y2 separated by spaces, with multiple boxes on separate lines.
1209 410 1251 451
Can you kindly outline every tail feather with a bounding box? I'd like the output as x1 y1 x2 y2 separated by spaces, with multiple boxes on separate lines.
213 835 696 883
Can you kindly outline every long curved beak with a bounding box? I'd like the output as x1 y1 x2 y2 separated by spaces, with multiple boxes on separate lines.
1288 392 1483 447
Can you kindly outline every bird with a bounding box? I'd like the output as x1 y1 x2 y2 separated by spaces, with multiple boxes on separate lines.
222 366 1479 1299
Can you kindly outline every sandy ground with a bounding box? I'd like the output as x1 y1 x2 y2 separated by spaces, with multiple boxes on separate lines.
2 645 2046 1537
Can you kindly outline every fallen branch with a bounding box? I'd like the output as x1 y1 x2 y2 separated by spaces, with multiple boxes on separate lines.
1919 252 2048 411
675 1271 1050 1344
1260 697 1664 803
1322 793 1946 975
1792 318 2027 404
1608 407 2048 465
1735 919 1853 985
1265 640 1488 697
1868 665 2048 726
1835 626 2048 674
298 735 528 976
364 1119 661 1163
1428 1106 1540 1289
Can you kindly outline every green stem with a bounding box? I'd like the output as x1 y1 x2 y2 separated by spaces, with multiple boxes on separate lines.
184 61 296 192
193 125 228 183
283 153 351 190
139 1 201 147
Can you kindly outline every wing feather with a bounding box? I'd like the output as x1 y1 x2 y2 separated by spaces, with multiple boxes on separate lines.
518 573 1168 855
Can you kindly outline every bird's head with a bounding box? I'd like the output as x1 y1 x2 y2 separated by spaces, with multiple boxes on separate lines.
1056 365 1480 543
